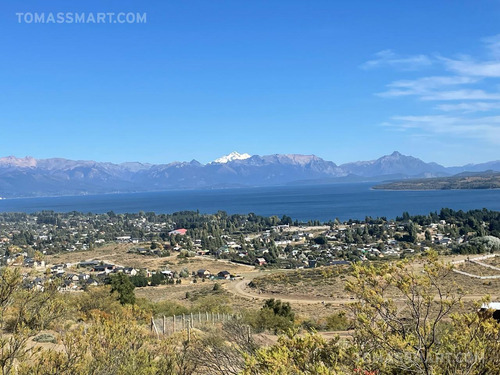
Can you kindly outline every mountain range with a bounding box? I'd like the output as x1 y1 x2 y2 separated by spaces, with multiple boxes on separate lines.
0 151 499 198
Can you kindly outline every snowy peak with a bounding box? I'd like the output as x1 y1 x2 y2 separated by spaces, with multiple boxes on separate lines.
213 151 251 164
0 155 37 168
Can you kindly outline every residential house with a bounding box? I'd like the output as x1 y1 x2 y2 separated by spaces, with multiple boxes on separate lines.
169 228 187 236
217 270 231 279
255 258 267 266
197 269 211 278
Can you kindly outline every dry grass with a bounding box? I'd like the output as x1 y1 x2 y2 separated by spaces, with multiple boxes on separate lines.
46 243 253 275
46 248 500 321
249 266 354 299
481 255 500 268
456 262 500 277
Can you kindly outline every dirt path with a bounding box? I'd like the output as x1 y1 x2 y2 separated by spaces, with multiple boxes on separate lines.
223 275 355 305
223 271 489 306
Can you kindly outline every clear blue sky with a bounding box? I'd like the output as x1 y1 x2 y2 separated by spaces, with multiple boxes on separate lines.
1 0 499 166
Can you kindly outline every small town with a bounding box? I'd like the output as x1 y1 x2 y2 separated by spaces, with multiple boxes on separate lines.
1 209 499 291
2 1 500 371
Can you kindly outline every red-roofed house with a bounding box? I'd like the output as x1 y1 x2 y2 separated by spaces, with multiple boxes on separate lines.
169 228 187 236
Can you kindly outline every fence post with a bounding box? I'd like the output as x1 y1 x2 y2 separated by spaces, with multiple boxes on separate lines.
151 317 159 339
173 315 176 333
163 315 166 334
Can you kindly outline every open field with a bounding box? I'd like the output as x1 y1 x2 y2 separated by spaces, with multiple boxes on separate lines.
46 243 254 275
246 266 354 300
456 261 500 277
47 247 500 320
135 277 345 320
482 255 500 268
223 257 500 309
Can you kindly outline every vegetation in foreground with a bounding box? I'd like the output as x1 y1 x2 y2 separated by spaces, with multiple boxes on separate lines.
1 251 500 374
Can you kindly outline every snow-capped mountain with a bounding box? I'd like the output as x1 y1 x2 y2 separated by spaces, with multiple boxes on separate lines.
1 152 499 198
213 152 251 164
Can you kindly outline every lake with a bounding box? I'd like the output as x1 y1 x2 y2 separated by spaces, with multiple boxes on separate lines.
0 183 499 222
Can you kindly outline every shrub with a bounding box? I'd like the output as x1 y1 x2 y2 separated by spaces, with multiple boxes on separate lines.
325 311 350 331
33 333 57 343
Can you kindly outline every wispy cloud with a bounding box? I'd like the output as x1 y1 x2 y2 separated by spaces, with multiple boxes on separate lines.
386 115 500 143
420 89 500 101
442 56 500 78
483 34 500 58
367 35 500 144
439 34 500 77
361 49 432 70
436 102 500 113
377 76 479 98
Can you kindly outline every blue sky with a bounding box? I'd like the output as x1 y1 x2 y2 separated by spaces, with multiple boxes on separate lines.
1 0 499 166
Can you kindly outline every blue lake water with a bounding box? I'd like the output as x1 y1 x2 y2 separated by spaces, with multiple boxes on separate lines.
0 183 499 222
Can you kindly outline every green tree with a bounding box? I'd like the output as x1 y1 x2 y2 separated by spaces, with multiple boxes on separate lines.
263 299 294 320
109 273 136 305
345 251 500 374
150 272 164 286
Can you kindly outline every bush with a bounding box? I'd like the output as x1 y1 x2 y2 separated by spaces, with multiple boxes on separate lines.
136 298 188 317
242 299 295 334
192 295 232 314
33 333 57 343
73 287 123 320
325 311 350 331
149 272 165 286
263 299 294 321
130 275 148 287
301 319 322 332
243 308 294 334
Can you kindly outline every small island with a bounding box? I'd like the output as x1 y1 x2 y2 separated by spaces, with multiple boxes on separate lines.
373 171 500 190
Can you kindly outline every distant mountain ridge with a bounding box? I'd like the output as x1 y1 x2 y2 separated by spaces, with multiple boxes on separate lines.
0 152 499 198
339 151 448 177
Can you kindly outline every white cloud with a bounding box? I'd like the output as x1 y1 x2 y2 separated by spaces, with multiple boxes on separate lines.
386 115 500 143
441 56 500 78
377 76 479 98
361 50 432 70
420 89 500 101
436 102 500 113
483 34 500 58
368 35 500 146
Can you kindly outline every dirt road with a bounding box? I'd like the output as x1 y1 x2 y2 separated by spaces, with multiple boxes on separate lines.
223 274 355 306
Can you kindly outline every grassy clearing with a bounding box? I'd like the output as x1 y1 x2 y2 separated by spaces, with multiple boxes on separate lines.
249 265 353 299
456 262 500 277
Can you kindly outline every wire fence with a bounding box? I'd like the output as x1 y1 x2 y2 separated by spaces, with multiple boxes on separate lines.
151 312 238 337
